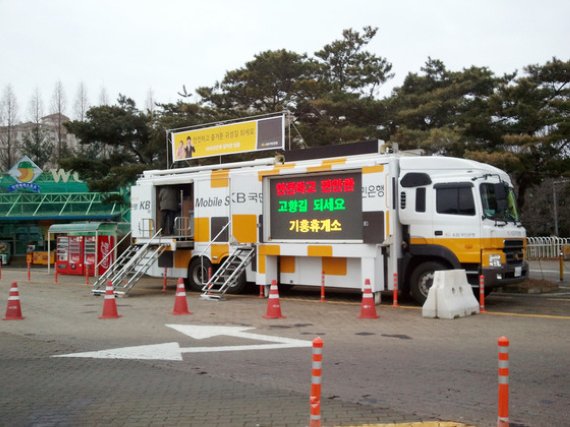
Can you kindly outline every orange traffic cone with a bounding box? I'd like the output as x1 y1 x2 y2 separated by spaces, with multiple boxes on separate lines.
263 280 285 319
99 281 121 319
359 278 379 319
173 278 192 315
4 281 24 320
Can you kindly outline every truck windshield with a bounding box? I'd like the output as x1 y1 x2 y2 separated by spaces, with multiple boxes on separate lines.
480 183 520 223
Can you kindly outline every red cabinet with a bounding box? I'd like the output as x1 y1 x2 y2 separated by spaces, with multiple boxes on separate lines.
84 235 115 276
56 236 83 275
56 235 114 276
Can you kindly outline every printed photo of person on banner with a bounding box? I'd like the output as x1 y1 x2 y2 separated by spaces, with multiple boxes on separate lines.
175 139 186 160
184 136 196 158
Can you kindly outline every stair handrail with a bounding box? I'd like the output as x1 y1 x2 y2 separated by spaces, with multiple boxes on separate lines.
123 245 167 291
92 245 140 291
92 228 164 291
138 218 156 238
174 216 193 237
201 246 255 296
197 220 232 285
92 246 132 289
118 228 165 273
94 230 132 277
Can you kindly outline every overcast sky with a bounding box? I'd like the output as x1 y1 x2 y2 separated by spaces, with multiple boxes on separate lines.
1 0 568 121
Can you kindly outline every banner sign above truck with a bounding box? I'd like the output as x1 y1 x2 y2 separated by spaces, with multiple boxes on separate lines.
267 171 363 241
171 115 284 161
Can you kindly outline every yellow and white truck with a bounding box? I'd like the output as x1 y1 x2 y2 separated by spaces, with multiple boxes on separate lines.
97 141 528 304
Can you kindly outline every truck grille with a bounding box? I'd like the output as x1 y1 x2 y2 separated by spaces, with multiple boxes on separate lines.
503 239 524 265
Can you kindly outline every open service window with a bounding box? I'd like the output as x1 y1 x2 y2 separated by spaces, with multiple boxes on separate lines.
263 170 363 242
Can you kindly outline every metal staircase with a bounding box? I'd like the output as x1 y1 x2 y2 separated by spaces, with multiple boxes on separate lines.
92 231 169 297
200 245 255 300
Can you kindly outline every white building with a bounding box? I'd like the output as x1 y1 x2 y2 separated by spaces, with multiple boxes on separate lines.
0 113 79 169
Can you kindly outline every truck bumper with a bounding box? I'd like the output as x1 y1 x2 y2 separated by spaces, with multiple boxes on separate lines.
482 261 529 289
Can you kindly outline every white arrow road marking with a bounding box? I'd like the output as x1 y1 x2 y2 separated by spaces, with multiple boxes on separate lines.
52 324 312 361
165 324 312 348
53 342 185 361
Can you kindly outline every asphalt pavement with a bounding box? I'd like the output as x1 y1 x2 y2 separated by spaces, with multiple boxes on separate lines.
0 264 569 427
528 258 570 286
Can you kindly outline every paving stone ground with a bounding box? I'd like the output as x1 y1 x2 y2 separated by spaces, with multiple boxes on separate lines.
1 266 569 426
0 332 421 427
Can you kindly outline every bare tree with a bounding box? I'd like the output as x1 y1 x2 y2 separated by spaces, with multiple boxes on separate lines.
98 86 109 106
73 82 90 121
22 87 53 168
50 80 67 164
29 87 44 120
145 87 155 114
0 84 20 169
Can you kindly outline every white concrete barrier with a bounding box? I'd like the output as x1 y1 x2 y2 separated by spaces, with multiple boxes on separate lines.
422 269 480 319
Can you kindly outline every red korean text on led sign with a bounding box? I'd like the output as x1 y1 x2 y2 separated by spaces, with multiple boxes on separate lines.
268 171 362 241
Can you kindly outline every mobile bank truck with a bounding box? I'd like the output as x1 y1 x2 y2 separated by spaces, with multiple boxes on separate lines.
92 138 528 304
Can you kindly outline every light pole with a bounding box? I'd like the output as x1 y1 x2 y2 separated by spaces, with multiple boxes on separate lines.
553 179 570 236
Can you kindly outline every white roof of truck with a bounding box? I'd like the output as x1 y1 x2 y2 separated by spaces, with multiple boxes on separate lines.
399 156 510 180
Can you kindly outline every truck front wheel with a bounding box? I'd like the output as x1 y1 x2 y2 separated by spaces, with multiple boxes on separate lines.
186 258 211 292
409 261 447 305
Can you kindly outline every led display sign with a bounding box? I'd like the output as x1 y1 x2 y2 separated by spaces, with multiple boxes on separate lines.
268 171 362 241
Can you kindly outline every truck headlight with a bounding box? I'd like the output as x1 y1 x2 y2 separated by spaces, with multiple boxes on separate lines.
489 254 502 268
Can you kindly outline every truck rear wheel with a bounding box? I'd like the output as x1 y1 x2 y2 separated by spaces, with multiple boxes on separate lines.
223 270 247 294
186 258 211 292
409 261 447 305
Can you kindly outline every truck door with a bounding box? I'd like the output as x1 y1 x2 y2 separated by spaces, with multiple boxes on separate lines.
179 184 194 237
432 182 480 267
405 181 480 304
131 183 154 238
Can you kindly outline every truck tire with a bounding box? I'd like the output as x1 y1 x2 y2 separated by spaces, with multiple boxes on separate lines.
223 270 247 294
185 257 211 292
409 261 447 305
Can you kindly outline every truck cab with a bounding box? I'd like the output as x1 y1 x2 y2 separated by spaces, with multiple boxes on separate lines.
398 157 528 303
